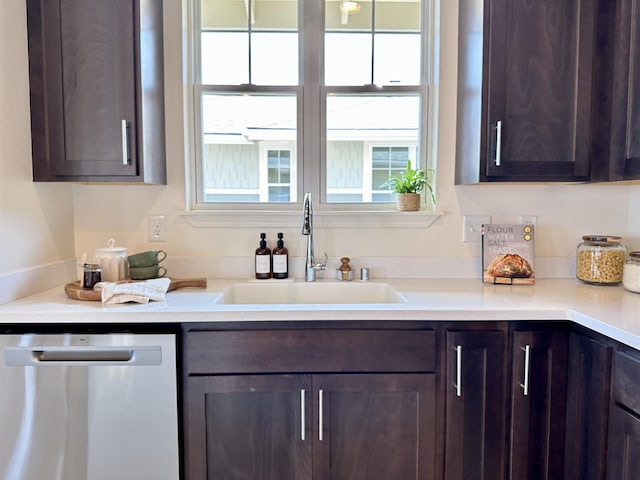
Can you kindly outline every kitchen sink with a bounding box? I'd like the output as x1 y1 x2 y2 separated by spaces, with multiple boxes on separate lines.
215 281 407 305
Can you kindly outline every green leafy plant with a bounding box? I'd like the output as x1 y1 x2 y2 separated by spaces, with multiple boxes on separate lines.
381 160 436 205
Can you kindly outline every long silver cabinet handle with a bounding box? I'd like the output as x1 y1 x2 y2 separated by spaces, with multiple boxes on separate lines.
454 345 462 397
4 346 162 366
495 120 502 167
121 119 129 165
318 389 324 441
301 389 306 441
520 345 531 396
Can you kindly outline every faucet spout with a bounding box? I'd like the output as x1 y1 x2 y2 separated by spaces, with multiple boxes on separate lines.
302 193 326 281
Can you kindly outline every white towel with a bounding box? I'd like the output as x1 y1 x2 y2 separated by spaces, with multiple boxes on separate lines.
94 278 171 305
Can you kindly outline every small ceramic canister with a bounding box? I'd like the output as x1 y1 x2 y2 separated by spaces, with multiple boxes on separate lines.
94 239 128 282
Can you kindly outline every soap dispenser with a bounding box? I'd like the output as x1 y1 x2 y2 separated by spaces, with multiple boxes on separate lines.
272 232 289 279
338 257 353 281
255 233 271 279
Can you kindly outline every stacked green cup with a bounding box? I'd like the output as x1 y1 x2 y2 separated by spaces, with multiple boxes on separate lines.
128 250 167 280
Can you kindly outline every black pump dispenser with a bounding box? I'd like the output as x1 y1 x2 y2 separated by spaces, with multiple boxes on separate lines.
255 232 271 279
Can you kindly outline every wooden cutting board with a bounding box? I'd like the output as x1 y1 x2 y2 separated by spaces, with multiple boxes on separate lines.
65 277 207 301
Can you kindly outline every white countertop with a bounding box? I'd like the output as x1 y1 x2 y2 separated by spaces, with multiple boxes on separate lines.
1 278 639 350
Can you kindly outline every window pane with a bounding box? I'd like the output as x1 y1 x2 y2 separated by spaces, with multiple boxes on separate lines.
201 0 247 28
201 32 249 84
325 33 372 85
373 34 421 85
201 94 297 203
375 1 421 30
326 95 420 203
252 33 298 85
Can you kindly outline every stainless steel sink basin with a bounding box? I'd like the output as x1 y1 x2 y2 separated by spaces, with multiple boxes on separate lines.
215 281 406 305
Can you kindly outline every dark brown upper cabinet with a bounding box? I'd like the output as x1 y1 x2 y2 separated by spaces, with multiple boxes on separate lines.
26 0 166 183
591 0 640 181
456 0 597 183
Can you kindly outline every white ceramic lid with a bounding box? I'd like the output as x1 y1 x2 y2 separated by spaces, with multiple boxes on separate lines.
94 238 127 255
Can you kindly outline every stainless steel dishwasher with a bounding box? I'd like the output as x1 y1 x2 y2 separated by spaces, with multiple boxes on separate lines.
0 333 179 480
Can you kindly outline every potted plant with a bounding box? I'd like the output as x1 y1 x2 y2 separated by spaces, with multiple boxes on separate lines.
381 160 435 211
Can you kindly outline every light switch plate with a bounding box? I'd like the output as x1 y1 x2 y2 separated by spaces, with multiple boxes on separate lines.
462 215 491 242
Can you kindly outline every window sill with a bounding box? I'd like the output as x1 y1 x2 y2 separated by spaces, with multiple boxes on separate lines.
179 209 444 229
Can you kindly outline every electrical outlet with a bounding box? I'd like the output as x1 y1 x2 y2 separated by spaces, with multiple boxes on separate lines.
462 215 491 242
519 215 537 227
149 215 167 242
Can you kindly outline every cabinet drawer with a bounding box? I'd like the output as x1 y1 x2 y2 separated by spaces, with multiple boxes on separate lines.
185 329 435 374
612 350 640 414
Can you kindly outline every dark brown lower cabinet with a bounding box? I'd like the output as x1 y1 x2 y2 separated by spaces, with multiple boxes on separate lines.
185 375 312 480
445 330 508 480
509 328 568 480
564 332 612 480
607 350 640 479
185 373 435 480
313 374 436 480
182 327 437 480
606 405 640 479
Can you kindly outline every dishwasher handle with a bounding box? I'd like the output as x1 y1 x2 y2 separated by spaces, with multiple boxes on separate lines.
4 346 162 366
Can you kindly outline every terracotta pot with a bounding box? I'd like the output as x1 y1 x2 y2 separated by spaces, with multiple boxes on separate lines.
396 193 420 211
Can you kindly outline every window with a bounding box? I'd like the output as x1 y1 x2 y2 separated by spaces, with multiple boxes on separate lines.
190 0 434 210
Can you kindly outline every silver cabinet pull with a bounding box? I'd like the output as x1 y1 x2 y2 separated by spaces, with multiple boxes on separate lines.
495 120 502 166
520 345 531 396
300 389 306 441
318 389 324 441
454 345 462 397
121 119 129 165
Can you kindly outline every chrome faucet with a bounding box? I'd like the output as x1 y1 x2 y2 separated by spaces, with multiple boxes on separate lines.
302 192 327 281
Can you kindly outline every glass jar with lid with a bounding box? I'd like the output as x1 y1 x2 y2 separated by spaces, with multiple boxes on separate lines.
576 235 626 285
623 252 640 293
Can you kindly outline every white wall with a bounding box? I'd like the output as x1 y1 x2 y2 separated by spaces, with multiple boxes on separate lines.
0 3 75 277
2 1 638 286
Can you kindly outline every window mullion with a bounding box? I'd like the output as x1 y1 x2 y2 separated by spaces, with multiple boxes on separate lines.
301 0 324 203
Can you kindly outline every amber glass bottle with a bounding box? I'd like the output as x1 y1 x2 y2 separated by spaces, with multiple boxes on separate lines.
255 232 271 279
272 232 289 279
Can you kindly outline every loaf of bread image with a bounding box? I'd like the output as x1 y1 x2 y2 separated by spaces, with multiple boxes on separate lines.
486 253 533 278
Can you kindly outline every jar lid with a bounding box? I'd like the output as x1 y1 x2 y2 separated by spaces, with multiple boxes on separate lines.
629 251 640 259
95 238 127 254
581 235 623 245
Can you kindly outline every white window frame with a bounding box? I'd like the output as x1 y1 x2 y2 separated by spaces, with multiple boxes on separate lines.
181 0 441 228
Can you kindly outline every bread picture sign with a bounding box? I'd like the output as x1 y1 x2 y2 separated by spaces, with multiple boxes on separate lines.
482 224 535 285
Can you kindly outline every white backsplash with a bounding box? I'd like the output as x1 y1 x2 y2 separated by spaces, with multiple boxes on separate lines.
163 255 577 281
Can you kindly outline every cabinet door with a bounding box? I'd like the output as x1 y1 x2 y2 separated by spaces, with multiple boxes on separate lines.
313 374 436 480
509 329 568 480
483 0 596 181
183 375 312 480
606 405 640 479
563 332 612 480
607 0 640 180
27 0 166 183
444 330 507 480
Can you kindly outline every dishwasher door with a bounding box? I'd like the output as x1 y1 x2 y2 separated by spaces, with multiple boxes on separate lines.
0 333 179 480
